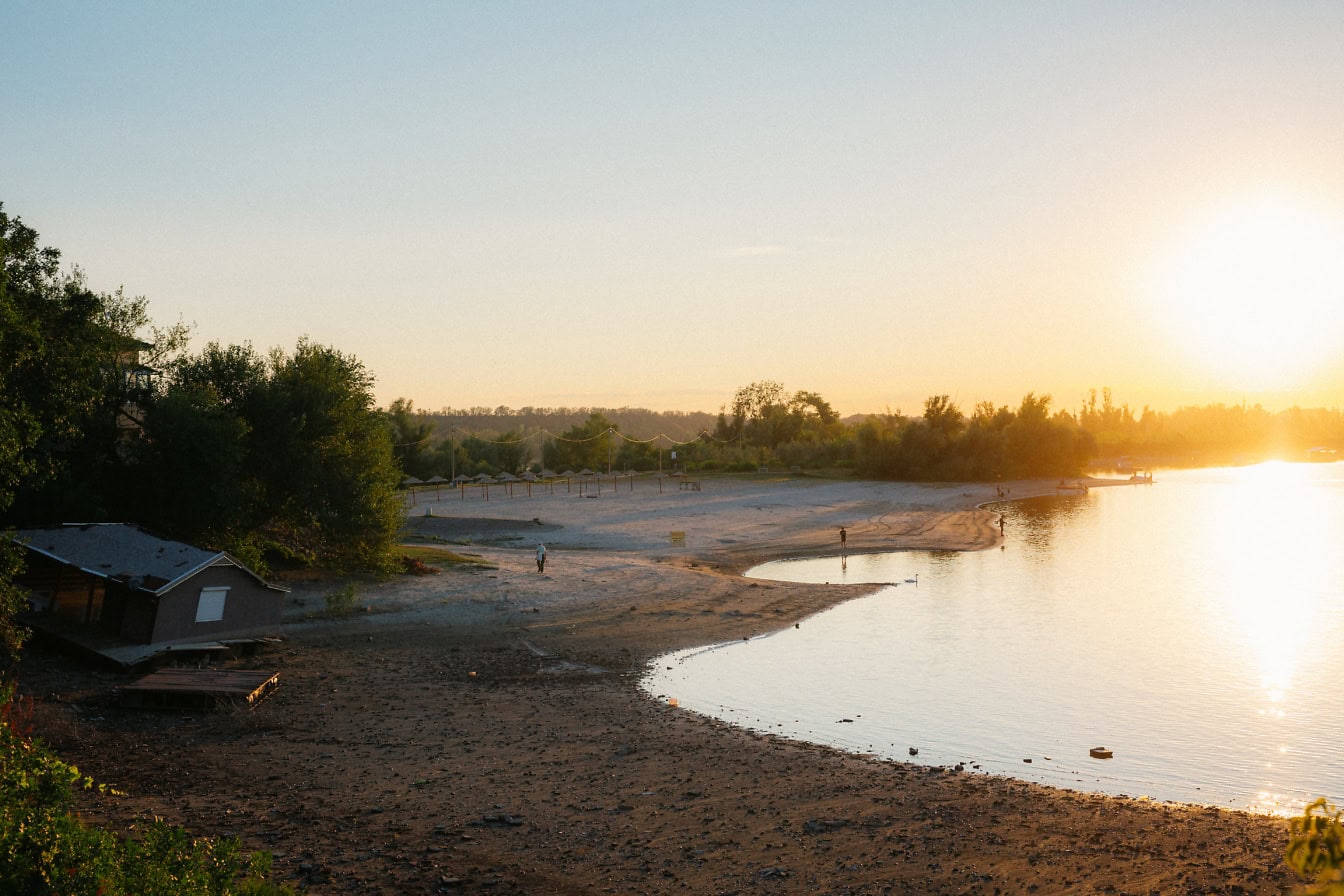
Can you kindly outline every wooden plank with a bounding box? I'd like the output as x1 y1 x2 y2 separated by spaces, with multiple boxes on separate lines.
120 668 279 709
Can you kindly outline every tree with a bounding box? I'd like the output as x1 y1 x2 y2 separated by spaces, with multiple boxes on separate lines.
131 338 404 572
1001 393 1093 478
0 207 197 662
384 397 436 479
543 413 616 472
243 339 404 571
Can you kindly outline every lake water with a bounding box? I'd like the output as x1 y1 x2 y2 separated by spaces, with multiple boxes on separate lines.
641 463 1344 814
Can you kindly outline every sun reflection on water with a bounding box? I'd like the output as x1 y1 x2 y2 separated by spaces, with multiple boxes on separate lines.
648 464 1344 813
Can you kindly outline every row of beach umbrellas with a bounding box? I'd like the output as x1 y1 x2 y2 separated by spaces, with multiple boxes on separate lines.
403 469 669 488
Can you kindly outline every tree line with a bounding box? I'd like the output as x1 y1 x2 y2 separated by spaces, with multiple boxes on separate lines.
392 382 1344 483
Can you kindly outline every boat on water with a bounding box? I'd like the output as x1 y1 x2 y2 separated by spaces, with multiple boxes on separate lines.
1056 480 1089 493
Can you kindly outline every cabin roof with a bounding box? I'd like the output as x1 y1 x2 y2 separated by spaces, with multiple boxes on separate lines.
12 523 287 595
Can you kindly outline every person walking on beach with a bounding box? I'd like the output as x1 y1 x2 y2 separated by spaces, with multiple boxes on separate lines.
998 514 1006 536
839 527 847 550
536 543 547 572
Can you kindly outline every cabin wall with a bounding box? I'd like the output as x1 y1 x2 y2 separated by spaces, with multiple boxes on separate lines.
151 565 282 643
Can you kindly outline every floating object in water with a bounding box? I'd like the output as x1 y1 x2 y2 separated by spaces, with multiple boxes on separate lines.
905 574 919 584
1089 747 1114 759
1023 758 1032 763
909 747 919 756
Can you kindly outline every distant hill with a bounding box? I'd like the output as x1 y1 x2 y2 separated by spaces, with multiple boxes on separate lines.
422 407 720 442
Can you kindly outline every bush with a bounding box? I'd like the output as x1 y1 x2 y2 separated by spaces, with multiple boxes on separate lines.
324 582 359 615
1 688 294 895
1287 798 1344 895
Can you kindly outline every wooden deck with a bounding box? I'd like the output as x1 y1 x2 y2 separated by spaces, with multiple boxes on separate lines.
119 668 280 710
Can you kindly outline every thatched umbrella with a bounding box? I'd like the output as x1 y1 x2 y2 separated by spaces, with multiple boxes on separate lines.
452 473 471 500
401 476 424 505
425 475 448 499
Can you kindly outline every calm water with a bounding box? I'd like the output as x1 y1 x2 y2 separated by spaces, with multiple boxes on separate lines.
642 463 1344 813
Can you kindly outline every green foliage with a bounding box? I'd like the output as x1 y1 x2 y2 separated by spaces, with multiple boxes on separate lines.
384 397 436 479
140 338 403 573
1287 798 1344 895
0 687 294 895
543 413 618 472
324 582 360 615
0 541 28 676
852 393 1095 481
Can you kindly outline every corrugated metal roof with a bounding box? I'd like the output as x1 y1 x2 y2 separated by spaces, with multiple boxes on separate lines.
12 523 285 595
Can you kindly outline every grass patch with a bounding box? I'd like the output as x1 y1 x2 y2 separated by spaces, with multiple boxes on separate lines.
398 544 495 569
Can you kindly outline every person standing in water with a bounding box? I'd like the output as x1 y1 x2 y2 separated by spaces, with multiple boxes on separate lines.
536 543 547 572
839 527 847 550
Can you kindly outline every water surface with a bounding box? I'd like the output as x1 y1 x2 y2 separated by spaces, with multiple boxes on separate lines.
642 463 1344 813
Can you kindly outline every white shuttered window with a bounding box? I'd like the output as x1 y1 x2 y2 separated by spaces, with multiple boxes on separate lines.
195 587 228 623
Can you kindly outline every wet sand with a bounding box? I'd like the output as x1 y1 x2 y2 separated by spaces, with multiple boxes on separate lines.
21 475 1296 894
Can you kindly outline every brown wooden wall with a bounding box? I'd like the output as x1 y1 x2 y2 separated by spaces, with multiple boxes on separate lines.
150 564 282 643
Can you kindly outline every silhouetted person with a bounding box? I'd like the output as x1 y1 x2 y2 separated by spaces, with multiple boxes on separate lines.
839 527 847 550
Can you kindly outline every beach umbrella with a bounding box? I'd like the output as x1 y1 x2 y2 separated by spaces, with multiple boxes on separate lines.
452 474 471 484
497 472 520 482
521 471 538 482
401 476 424 505
474 472 495 483
560 470 576 478
425 475 448 498
540 469 557 480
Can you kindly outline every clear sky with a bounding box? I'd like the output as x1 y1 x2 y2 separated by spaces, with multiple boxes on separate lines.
6 2 1344 417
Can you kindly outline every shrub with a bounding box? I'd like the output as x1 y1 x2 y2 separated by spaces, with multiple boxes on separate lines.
324 582 359 615
1287 798 1344 895
1 687 294 895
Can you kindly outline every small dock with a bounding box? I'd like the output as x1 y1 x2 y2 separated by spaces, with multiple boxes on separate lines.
119 668 280 709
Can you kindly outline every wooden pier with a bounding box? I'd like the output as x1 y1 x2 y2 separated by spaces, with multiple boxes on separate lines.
119 668 280 709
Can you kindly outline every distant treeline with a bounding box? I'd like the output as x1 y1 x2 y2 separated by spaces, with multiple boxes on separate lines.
422 406 718 442
389 385 1344 481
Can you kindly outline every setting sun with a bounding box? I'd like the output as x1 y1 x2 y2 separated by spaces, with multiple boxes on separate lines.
1150 194 1344 390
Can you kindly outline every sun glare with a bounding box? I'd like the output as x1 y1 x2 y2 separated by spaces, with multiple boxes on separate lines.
1150 194 1344 390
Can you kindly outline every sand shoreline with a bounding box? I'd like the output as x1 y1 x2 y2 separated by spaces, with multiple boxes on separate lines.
24 474 1296 894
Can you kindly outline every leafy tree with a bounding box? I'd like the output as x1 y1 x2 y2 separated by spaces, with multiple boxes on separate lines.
130 338 403 572
241 339 403 571
543 413 617 472
456 430 529 475
137 384 252 542
793 390 838 425
384 397 436 479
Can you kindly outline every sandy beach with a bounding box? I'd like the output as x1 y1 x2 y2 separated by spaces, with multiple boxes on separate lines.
21 474 1296 894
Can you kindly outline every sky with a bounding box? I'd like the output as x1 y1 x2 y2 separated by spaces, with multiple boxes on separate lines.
6 2 1344 417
